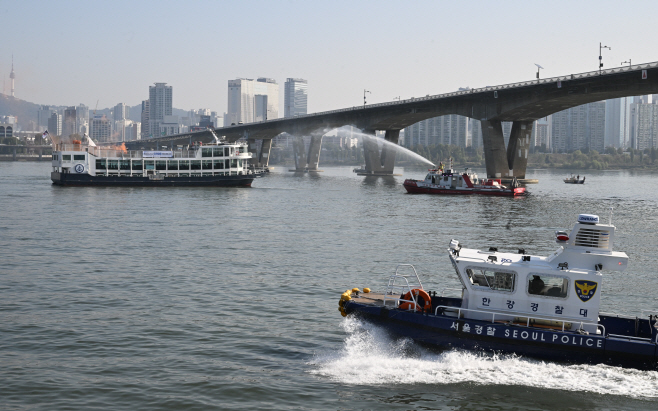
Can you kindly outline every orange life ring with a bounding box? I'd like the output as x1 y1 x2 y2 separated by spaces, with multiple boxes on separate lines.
399 289 432 312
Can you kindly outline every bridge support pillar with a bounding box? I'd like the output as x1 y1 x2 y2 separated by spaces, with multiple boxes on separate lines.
13 147 16 161
362 129 399 175
293 135 307 170
247 139 272 168
480 120 508 178
306 134 323 171
507 120 534 178
38 148 42 161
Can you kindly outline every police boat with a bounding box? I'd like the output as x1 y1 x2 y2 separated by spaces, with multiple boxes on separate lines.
338 213 658 369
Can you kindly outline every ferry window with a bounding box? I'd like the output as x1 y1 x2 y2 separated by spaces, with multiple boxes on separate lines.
224 147 229 157
63 155 71 161
467 268 516 292
214 160 224 169
213 148 222 157
527 274 568 298
230 147 234 156
53 154 58 160
74 154 85 161
202 160 213 170
179 160 189 170
224 159 230 169
120 160 130 170
238 159 242 168
96 159 106 170
167 160 178 170
156 160 166 170
108 160 119 170
144 160 154 170
202 148 212 157
231 159 238 168
131 160 143 170
190 160 201 170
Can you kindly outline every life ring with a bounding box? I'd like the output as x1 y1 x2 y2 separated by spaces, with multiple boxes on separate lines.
399 289 432 312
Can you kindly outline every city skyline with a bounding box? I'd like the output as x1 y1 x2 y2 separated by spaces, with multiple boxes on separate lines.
2 0 658 115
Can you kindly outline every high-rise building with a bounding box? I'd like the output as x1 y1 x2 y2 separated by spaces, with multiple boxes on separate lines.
284 78 308 118
38 106 55 129
532 117 551 148
113 103 127 121
551 102 605 152
62 106 77 137
141 100 150 138
630 103 658 150
149 83 173 136
90 115 112 142
48 112 62 136
227 78 279 125
402 114 468 148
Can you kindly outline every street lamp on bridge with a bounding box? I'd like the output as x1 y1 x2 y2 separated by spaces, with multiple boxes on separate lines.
535 64 544 79
599 42 611 74
364 89 371 107
622 59 632 67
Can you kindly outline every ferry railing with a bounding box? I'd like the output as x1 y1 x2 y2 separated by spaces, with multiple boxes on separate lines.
433 305 605 334
383 264 424 311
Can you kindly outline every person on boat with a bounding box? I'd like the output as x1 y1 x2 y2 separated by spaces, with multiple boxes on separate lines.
529 275 545 295
577 174 580 180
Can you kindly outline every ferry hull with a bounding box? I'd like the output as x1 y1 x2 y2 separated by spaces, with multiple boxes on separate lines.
403 181 526 196
51 172 255 187
345 301 657 370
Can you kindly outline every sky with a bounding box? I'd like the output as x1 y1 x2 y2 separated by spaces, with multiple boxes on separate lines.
2 0 658 115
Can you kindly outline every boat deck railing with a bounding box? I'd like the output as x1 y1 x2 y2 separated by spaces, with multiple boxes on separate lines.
434 305 605 335
383 264 424 310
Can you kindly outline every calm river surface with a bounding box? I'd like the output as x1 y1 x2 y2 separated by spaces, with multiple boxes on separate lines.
1 162 658 410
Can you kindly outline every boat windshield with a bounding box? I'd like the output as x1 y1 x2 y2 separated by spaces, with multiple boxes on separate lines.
466 268 516 292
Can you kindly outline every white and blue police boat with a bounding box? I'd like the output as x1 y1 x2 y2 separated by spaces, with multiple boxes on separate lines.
338 213 658 369
51 133 258 187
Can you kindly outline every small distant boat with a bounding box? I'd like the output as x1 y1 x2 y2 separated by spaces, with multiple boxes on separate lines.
403 163 526 196
564 174 585 184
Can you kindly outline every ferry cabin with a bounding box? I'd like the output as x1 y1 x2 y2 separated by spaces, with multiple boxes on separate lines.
51 143 252 178
448 214 628 334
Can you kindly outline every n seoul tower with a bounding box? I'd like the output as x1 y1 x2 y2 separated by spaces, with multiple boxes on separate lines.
10 55 15 97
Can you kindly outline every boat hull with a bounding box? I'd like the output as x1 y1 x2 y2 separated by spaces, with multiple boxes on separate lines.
403 180 526 196
345 301 657 369
51 172 255 187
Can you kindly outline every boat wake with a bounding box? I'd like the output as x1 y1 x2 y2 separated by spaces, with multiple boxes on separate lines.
309 318 658 398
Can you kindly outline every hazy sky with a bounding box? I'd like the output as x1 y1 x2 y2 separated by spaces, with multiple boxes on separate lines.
2 0 658 114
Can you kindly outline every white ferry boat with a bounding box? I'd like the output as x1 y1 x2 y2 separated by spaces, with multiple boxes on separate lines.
339 212 658 369
51 135 258 187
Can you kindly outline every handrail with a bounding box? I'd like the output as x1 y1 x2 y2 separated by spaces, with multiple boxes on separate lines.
440 287 464 297
607 333 654 342
383 264 424 311
433 304 604 335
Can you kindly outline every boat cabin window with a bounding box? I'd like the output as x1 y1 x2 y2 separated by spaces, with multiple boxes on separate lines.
179 160 189 170
190 160 201 170
466 267 516 292
167 160 178 170
202 160 213 170
202 148 213 157
213 148 223 157
214 160 224 169
131 160 143 170
96 159 106 170
108 160 119 170
53 154 58 161
120 160 130 170
74 154 85 161
62 154 71 161
224 147 229 157
527 274 568 298
156 160 166 171
144 160 154 170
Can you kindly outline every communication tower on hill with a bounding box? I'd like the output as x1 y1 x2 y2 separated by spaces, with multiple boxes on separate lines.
10 55 15 97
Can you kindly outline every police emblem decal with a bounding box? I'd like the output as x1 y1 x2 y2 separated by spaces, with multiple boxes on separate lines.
574 280 598 302
74 164 85 173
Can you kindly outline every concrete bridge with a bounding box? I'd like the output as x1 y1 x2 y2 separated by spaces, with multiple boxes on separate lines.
127 61 658 178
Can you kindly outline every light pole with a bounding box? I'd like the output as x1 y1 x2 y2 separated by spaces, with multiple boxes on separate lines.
364 89 371 107
622 59 632 67
535 64 544 79
599 42 611 74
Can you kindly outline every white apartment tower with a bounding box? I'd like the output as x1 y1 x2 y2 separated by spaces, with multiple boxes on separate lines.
148 83 173 137
227 78 279 125
284 78 308 117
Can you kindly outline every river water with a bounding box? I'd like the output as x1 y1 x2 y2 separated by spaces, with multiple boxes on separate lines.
1 162 657 410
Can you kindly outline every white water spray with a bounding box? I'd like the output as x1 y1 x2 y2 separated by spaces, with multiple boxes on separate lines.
309 318 658 398
351 129 435 167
